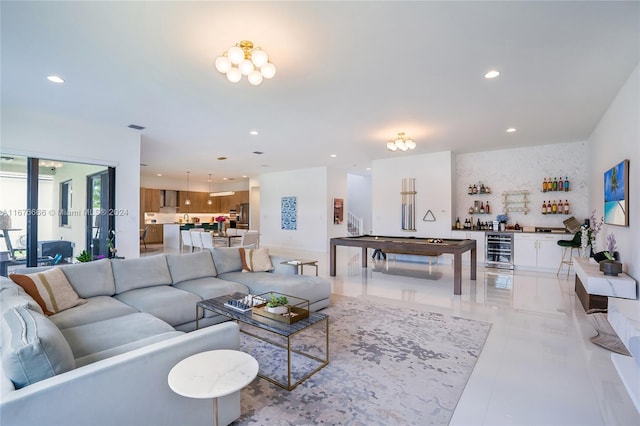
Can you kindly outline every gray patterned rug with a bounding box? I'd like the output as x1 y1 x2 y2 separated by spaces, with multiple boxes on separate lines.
233 295 491 425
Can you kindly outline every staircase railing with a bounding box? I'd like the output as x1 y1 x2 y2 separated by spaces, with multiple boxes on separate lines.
347 210 364 236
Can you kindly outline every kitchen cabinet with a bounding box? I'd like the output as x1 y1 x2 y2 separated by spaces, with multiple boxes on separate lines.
142 224 164 244
451 230 485 263
514 233 566 271
143 188 161 212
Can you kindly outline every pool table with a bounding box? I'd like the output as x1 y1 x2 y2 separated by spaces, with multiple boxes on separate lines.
329 235 477 295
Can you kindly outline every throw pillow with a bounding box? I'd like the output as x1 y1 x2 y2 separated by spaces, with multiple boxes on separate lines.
239 248 274 272
10 268 86 316
1 307 76 389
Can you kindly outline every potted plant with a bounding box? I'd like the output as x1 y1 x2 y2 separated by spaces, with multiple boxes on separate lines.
76 250 92 263
266 294 289 314
599 233 622 276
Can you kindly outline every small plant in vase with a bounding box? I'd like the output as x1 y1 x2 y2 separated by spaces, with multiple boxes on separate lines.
266 294 289 314
599 233 622 276
76 250 92 263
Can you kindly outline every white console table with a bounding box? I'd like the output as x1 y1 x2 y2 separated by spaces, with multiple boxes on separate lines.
608 297 640 413
572 257 637 311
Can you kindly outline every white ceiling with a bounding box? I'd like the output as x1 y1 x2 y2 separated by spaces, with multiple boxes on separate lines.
2 1 639 190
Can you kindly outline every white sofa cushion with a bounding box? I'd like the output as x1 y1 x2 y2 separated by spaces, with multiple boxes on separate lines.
211 247 244 274
61 312 176 360
167 250 217 284
1 307 75 389
114 286 202 327
111 254 172 294
49 296 139 330
60 258 115 297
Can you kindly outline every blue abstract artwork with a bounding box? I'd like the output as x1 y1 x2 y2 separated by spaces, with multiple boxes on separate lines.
281 196 297 230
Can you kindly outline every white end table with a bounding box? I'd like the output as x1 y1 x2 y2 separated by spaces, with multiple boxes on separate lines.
168 350 258 426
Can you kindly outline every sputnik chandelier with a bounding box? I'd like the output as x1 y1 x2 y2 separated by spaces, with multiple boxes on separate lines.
386 132 416 151
214 40 276 86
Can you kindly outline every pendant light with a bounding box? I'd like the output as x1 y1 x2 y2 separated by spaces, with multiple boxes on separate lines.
184 172 191 206
207 174 213 205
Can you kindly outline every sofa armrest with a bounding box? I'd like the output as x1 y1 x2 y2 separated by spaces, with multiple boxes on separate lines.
269 255 299 275
0 322 242 426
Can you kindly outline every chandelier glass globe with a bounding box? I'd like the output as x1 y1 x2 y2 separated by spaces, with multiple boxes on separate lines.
248 70 263 86
251 49 268 67
215 56 231 73
226 67 242 83
239 59 255 76
227 46 244 64
386 141 398 151
260 63 276 79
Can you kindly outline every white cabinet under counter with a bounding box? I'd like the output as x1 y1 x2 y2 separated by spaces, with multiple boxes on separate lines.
451 230 485 263
513 233 567 272
163 224 181 250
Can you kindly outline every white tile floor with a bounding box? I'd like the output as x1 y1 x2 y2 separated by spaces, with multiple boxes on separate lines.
147 244 640 425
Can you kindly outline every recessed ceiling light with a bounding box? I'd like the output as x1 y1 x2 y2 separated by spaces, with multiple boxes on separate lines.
484 70 500 79
330 154 337 158
366 167 371 171
47 75 64 84
242 175 248 178
156 173 162 177
249 131 259 135
506 128 517 133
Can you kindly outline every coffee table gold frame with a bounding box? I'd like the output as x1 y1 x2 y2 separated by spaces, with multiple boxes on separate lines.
196 293 329 391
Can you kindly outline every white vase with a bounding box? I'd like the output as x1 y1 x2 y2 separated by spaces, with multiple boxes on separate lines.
266 305 288 315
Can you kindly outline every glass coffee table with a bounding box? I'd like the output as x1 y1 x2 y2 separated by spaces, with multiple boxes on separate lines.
196 293 329 391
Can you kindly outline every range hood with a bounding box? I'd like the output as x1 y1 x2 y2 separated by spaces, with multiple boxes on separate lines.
160 190 178 212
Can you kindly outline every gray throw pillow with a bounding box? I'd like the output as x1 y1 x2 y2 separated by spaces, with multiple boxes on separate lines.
1 307 75 389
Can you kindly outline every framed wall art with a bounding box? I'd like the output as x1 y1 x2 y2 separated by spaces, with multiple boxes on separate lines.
604 159 629 226
281 196 297 230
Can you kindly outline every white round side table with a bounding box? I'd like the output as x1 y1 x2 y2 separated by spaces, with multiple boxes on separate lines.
168 349 259 426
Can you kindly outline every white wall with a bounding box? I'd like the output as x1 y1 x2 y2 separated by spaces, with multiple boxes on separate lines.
327 168 348 241
347 174 372 234
455 141 590 229
1 108 141 259
259 167 334 253
372 151 453 237
588 64 639 279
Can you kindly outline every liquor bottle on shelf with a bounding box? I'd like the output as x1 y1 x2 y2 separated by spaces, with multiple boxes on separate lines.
564 200 570 214
552 177 558 191
542 200 547 214
552 200 558 214
472 184 478 194
477 218 481 230
480 202 485 214
542 177 547 192
468 184 473 195
558 177 563 190
456 217 461 229
564 177 570 191
485 201 491 214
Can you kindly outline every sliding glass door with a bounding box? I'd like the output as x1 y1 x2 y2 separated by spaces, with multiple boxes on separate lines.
0 154 115 275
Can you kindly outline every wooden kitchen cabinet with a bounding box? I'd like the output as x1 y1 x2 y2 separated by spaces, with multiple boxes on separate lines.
142 224 164 244
143 188 161 212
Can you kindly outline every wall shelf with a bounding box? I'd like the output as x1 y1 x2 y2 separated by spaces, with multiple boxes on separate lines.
502 190 529 215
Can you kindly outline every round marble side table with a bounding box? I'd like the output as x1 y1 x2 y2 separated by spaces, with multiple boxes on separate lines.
168 350 259 426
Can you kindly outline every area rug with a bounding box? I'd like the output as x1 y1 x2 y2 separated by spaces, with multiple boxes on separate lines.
233 295 491 425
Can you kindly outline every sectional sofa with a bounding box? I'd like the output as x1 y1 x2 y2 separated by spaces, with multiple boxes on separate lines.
0 247 331 426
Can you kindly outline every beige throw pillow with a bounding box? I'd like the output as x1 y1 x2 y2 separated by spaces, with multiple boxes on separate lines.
10 268 86 316
239 248 273 272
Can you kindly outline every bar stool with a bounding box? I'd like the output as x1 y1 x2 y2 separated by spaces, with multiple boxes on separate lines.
557 231 582 276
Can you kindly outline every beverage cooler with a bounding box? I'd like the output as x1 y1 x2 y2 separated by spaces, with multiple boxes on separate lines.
485 232 514 270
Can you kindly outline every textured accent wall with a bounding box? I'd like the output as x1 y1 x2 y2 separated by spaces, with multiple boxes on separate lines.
455 141 589 229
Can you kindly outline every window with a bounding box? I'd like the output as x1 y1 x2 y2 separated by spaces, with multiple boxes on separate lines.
60 180 71 227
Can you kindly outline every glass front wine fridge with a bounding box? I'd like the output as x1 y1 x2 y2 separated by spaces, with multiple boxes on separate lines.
485 232 514 269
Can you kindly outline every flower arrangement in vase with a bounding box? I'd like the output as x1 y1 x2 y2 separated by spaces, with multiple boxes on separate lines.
599 233 622 276
215 216 227 233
